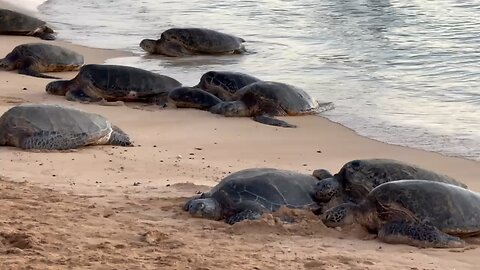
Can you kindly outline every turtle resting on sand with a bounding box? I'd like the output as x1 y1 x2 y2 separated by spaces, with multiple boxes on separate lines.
322 180 480 248
0 9 56 40
0 104 132 150
168 87 222 110
46 64 182 105
184 168 321 224
195 71 261 101
140 28 246 56
0 43 84 79
314 159 467 212
209 81 334 128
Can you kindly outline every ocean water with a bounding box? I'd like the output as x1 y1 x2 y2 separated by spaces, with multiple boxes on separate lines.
15 0 480 160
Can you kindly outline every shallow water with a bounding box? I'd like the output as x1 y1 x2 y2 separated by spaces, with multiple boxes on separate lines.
23 0 480 160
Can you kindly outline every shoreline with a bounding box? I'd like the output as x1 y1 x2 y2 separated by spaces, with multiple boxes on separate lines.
1 2 479 269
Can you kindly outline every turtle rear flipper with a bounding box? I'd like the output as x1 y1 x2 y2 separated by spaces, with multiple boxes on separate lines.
225 201 267 225
108 125 133 146
378 220 465 248
253 115 296 128
20 131 92 150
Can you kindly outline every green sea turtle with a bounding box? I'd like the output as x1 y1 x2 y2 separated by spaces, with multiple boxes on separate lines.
0 9 56 40
46 64 182 105
195 71 261 101
168 87 222 110
322 180 480 248
140 28 246 57
184 168 321 224
209 81 334 128
314 159 467 212
0 104 132 150
0 43 84 79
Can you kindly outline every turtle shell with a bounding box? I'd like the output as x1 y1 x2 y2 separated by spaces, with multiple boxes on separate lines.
206 168 319 212
367 180 480 235
336 159 467 203
0 9 47 33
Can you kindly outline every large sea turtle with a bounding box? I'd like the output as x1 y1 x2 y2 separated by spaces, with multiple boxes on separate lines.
0 104 132 150
140 28 246 56
0 43 84 79
209 81 334 128
314 159 467 212
322 180 480 248
184 168 321 224
0 9 56 40
195 71 261 101
46 64 182 105
168 87 222 110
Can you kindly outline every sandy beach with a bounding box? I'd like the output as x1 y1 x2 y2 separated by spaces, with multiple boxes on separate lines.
1 2 480 269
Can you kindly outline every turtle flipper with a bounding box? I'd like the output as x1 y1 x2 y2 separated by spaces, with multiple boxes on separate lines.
226 209 264 225
66 89 99 103
108 125 133 146
20 131 91 150
33 27 56 40
253 115 297 128
378 220 465 248
18 67 60 79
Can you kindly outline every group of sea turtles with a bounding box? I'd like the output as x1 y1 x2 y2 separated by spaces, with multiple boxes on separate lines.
1 8 479 249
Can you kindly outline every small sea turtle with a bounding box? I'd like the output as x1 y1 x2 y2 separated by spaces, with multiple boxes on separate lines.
195 71 261 101
168 87 222 110
314 159 467 212
209 81 334 128
0 43 84 79
0 9 56 40
322 180 480 248
0 104 132 150
184 168 321 224
140 28 246 56
46 64 182 105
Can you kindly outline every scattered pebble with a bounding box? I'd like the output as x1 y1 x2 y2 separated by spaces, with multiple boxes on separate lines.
316 150 322 153
22 87 27 90
194 147 203 150
176 155 182 159
133 182 141 186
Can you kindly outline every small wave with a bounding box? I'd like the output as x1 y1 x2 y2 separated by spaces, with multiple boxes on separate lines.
2 0 47 12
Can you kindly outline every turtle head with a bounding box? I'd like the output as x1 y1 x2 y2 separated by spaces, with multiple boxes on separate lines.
209 101 249 117
45 80 71 96
339 159 386 193
140 39 158 54
195 71 218 89
185 198 223 220
322 202 358 228
314 177 342 203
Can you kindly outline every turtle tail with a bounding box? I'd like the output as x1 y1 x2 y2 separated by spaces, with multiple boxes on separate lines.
108 125 133 147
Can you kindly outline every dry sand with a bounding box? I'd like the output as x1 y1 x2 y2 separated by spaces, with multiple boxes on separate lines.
1 3 480 269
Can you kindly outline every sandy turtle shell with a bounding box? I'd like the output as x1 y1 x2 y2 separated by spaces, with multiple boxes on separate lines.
0 104 132 150
209 81 334 128
46 64 182 104
314 159 467 212
195 71 261 101
140 28 246 56
0 9 55 40
184 168 321 224
322 180 480 248
0 43 84 79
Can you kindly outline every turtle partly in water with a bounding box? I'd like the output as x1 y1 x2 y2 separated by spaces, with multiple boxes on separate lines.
0 43 84 79
140 28 246 56
184 168 322 224
322 180 480 248
168 87 222 110
46 64 182 105
209 81 334 128
0 104 132 150
313 159 467 212
195 71 261 101
0 9 56 40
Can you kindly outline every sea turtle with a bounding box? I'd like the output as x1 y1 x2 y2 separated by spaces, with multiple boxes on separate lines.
140 28 246 57
209 81 334 128
168 87 222 110
46 64 182 105
0 43 84 79
184 168 321 224
195 71 261 101
0 9 56 40
322 180 480 248
0 104 132 150
314 159 467 212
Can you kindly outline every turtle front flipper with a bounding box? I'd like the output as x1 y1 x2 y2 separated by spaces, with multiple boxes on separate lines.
20 131 91 150
225 201 267 225
66 89 100 103
378 220 465 248
253 115 297 128
17 57 60 79
108 125 133 146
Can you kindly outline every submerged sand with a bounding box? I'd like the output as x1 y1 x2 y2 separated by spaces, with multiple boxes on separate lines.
1 3 479 269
